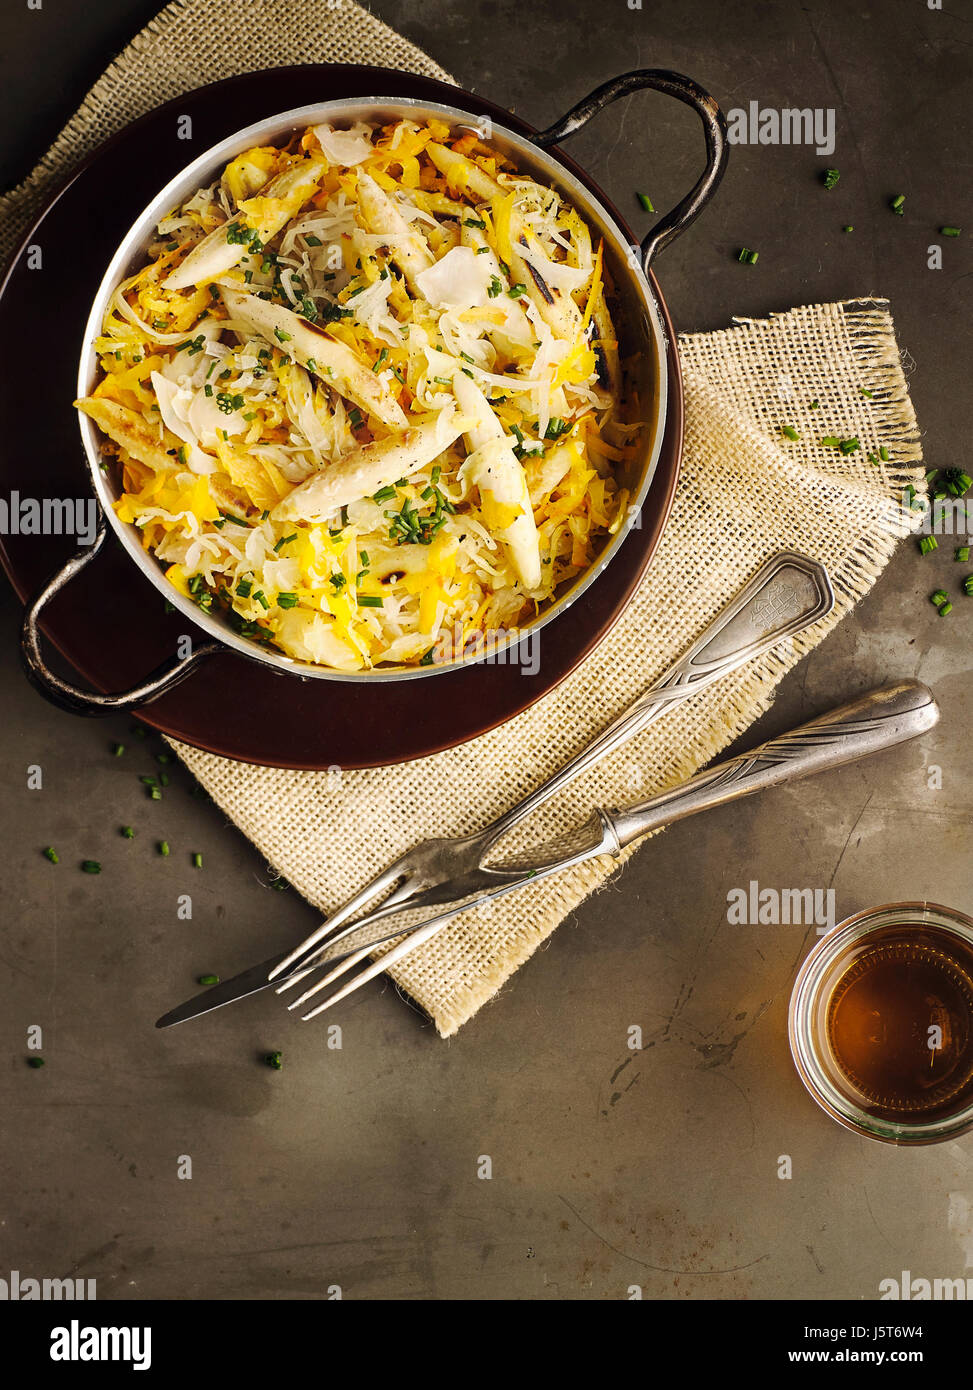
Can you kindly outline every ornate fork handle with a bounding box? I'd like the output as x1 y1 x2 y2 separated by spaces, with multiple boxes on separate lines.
480 550 834 850
607 679 939 848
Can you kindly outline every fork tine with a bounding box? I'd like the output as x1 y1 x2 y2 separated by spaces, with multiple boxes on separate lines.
273 875 450 997
298 911 453 1018
267 861 408 979
299 955 390 1019
283 942 372 1009
273 958 322 994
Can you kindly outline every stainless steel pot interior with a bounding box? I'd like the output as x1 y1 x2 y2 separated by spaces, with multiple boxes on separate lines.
76 96 668 683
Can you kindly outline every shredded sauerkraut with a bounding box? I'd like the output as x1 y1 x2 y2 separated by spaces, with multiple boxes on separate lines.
76 118 639 671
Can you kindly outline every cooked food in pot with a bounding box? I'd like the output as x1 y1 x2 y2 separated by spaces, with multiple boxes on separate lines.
76 118 637 670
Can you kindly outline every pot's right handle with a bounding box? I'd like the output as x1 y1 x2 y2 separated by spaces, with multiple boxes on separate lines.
532 69 728 270
21 518 221 716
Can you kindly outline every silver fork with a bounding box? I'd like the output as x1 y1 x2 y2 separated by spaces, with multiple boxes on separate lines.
269 550 834 1002
288 678 940 1018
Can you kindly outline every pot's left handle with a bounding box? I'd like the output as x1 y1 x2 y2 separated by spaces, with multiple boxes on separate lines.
533 69 728 269
21 518 221 716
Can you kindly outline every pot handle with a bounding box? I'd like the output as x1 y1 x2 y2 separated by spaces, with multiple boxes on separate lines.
532 69 728 269
21 518 221 716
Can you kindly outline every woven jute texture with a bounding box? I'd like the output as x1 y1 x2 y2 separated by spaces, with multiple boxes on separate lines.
2 1 926 1036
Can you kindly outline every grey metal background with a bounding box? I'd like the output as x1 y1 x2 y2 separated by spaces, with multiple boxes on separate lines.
0 0 970 1300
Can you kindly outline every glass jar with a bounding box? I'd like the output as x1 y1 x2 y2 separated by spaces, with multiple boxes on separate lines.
788 902 973 1145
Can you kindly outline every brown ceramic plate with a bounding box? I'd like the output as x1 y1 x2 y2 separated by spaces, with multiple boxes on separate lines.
0 65 682 770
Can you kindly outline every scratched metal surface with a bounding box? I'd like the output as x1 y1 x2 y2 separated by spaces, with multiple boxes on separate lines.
0 0 970 1299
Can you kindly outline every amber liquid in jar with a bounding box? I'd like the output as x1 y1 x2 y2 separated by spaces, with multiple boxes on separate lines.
825 925 973 1122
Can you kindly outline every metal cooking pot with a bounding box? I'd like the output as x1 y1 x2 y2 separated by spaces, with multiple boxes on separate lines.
22 70 727 713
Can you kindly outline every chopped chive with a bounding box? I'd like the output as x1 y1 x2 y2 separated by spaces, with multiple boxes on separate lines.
372 485 397 502
305 234 322 246
860 388 873 399
27 1057 45 1068
372 348 389 372
265 1051 283 1070
487 275 503 298
938 601 953 616
931 590 950 607
823 168 840 190
192 852 203 869
843 225 854 233
81 860 101 874
637 192 655 212
274 328 292 343
940 226 961 238
277 592 299 608
955 546 970 562
358 595 384 608
198 973 219 986
121 826 134 839
809 399 820 409
158 841 170 857
838 437 860 454
890 194 906 215
945 469 973 496
149 787 163 801
879 445 890 461
738 247 758 265
464 216 487 228
919 535 938 555
820 436 840 448
253 590 270 610
964 576 973 596
780 425 799 441
43 846 58 864
506 283 527 298
432 375 452 386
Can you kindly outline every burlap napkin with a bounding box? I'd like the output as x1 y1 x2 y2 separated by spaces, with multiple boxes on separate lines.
2 0 925 1036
